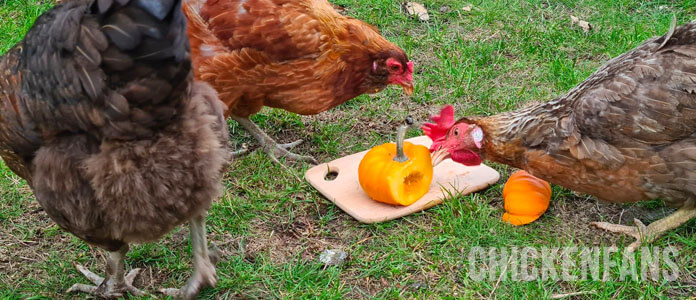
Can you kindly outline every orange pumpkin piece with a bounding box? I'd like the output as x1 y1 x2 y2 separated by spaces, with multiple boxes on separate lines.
502 170 551 225
358 118 434 206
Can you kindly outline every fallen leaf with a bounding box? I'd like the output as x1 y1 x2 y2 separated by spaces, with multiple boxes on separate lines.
462 4 473 12
405 2 430 21
570 15 592 33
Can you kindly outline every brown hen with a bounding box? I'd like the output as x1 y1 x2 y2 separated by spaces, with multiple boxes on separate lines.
0 0 229 298
431 19 696 251
183 0 414 164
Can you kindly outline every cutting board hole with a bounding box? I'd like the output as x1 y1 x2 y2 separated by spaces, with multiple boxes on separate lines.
324 166 339 181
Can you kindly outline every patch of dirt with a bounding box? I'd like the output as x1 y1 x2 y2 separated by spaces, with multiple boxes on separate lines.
497 190 679 249
341 271 404 298
240 212 367 265
0 201 65 279
0 196 236 298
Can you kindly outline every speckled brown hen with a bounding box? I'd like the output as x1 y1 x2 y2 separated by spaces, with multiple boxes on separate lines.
430 19 696 251
0 0 229 298
183 0 414 165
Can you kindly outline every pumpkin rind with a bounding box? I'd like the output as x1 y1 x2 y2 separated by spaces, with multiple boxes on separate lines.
358 141 434 206
502 170 551 225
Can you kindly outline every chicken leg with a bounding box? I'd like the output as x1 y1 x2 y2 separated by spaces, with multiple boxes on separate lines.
160 213 222 299
591 206 696 252
67 244 146 298
231 115 318 164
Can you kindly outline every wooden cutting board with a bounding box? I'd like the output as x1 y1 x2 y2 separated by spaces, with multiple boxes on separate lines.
305 136 500 223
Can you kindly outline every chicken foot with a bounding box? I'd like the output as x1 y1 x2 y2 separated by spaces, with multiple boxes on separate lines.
66 244 146 298
160 213 222 299
232 115 318 164
591 206 696 252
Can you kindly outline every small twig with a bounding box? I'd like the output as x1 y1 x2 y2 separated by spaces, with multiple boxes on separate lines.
303 217 314 235
415 252 434 265
479 29 501 44
489 251 514 298
217 235 243 247
609 285 625 300
96 250 105 265
268 154 304 183
19 256 39 262
356 236 373 245
230 143 249 158
29 207 44 214
551 291 595 299
402 217 428 231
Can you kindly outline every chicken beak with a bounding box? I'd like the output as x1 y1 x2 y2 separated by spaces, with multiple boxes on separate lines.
431 147 449 167
400 82 414 95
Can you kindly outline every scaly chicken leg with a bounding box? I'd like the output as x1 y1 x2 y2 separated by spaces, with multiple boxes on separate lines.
67 245 146 297
592 206 696 252
232 115 318 164
161 213 222 299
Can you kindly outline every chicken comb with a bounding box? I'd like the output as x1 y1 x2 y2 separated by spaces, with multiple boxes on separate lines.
420 105 455 151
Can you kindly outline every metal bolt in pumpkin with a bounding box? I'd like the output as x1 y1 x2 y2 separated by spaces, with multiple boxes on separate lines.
502 170 551 225
358 117 434 206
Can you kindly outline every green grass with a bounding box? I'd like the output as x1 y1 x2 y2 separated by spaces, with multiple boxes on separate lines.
1 0 696 299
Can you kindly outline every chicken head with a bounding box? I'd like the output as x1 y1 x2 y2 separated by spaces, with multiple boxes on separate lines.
423 105 483 166
365 50 414 95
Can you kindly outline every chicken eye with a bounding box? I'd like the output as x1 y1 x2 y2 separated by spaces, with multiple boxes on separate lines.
390 64 402 72
453 128 459 136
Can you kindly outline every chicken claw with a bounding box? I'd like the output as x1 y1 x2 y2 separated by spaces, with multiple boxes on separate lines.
160 215 223 299
67 265 145 297
591 218 647 252
232 115 318 164
591 206 696 252
268 139 318 164
67 246 147 298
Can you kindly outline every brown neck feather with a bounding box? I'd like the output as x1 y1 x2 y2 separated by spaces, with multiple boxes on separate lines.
471 97 574 169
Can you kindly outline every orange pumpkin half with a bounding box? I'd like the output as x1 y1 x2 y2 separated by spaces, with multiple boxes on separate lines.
358 118 434 206
502 170 551 225
358 141 433 206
